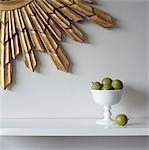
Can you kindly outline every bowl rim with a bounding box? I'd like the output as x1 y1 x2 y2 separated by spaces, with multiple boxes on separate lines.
91 89 124 92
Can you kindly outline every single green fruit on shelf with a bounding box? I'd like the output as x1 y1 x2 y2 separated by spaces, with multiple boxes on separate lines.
111 79 123 90
101 84 113 90
102 77 112 85
115 114 128 126
91 82 102 90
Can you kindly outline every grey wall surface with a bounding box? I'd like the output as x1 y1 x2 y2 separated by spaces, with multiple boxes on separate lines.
0 137 149 150
0 0 149 150
148 0 149 115
0 0 148 118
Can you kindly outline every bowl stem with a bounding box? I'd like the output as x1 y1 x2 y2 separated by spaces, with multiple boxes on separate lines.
96 106 114 125
104 106 112 120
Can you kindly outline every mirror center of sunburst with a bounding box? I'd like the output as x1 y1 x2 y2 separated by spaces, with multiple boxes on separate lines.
0 0 24 3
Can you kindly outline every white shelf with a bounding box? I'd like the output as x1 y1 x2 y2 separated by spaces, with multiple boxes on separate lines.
0 118 148 136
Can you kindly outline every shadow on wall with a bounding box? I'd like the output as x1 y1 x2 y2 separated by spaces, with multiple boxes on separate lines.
122 86 148 117
0 137 149 150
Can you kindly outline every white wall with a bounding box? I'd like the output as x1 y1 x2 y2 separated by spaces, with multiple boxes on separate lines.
0 0 148 118
148 0 149 115
0 1 148 150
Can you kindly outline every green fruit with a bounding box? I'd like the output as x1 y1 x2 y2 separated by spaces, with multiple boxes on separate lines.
102 77 112 85
115 114 128 126
111 79 123 90
91 82 102 90
101 84 113 90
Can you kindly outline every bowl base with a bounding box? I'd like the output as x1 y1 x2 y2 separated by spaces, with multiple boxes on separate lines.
96 118 115 126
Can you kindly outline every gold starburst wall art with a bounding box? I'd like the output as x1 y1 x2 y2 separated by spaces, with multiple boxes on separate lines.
0 0 114 89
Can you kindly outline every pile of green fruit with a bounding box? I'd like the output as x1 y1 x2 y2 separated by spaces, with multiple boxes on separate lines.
91 77 123 90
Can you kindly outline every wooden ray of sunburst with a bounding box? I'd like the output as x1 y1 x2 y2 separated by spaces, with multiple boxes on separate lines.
0 0 114 89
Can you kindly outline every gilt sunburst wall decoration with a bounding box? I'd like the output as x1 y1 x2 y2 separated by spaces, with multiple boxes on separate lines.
0 0 114 89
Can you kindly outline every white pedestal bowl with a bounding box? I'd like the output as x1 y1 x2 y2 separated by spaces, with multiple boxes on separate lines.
91 90 123 126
